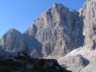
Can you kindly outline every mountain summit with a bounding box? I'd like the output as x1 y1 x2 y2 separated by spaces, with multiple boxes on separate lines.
0 28 25 53
25 3 83 58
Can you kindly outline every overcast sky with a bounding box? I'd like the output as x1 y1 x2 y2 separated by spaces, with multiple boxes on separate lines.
0 0 86 37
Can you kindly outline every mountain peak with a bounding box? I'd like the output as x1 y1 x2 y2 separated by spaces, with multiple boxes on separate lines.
8 28 20 33
39 3 70 25
2 28 22 37
52 3 68 9
52 3 62 8
9 28 16 31
0 27 25 53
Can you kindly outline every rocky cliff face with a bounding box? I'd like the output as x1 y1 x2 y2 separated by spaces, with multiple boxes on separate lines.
80 0 96 50
25 3 83 58
23 32 42 58
0 3 84 59
0 0 96 72
58 1 96 72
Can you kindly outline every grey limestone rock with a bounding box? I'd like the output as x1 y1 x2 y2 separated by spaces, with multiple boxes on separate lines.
25 3 83 58
59 54 89 72
80 0 96 50
0 28 25 53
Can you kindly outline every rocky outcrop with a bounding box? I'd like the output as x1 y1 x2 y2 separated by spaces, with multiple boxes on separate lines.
58 54 89 72
58 47 96 72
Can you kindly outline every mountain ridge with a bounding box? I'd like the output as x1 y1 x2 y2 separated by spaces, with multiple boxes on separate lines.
0 0 96 72
0 1 86 60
